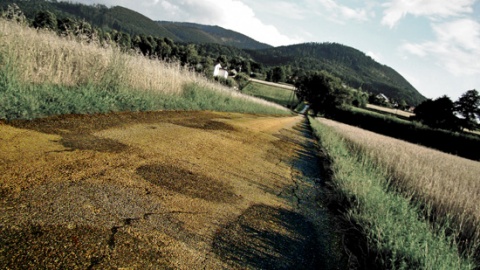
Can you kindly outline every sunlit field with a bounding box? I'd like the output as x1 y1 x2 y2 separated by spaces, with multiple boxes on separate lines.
311 117 479 269
0 19 289 120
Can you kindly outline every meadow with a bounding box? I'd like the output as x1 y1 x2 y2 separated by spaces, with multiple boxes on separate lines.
0 19 289 120
310 117 479 269
241 81 298 108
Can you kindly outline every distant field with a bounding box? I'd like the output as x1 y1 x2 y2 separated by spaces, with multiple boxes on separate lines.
366 104 415 118
242 81 298 108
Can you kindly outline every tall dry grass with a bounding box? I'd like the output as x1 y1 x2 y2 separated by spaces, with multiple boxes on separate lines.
0 19 200 94
317 117 480 242
0 19 288 119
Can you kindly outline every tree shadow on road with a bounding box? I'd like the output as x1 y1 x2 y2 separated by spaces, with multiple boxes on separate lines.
212 204 327 270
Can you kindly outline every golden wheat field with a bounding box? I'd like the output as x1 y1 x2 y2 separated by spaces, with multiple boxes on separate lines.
317 117 480 239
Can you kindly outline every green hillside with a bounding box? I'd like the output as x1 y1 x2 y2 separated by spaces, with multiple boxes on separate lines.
246 43 426 105
157 21 272 50
0 0 269 50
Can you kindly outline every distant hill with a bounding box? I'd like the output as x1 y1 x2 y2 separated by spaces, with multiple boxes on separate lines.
156 21 272 50
246 43 426 105
0 0 270 50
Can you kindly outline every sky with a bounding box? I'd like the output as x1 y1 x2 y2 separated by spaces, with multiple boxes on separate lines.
76 0 480 101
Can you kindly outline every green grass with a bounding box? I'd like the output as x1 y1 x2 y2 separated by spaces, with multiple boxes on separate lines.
309 117 477 270
0 57 289 121
241 81 298 108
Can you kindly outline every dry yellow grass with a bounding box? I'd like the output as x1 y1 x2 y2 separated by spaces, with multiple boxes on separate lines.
0 19 287 113
0 19 199 94
317 117 480 239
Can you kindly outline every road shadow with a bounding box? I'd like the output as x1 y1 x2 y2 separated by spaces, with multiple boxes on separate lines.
212 204 326 270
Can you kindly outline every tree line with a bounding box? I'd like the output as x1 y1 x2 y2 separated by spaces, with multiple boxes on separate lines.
294 69 479 133
413 90 480 132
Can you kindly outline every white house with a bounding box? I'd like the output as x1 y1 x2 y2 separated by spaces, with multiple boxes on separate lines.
376 93 389 103
213 63 228 79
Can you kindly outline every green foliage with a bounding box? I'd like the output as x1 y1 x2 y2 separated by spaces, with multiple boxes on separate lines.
414 96 459 131
455 89 480 131
246 42 426 105
271 66 286 83
157 21 272 50
33 10 57 30
295 71 350 115
234 73 250 90
351 89 368 108
309 118 476 270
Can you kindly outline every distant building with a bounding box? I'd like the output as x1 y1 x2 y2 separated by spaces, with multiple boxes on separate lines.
213 63 228 79
376 93 389 103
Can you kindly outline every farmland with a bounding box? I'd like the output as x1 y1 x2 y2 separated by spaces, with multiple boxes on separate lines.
1 16 479 269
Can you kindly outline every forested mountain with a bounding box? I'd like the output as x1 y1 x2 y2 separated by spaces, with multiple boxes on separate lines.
156 21 271 50
0 0 269 50
0 0 426 105
246 43 425 105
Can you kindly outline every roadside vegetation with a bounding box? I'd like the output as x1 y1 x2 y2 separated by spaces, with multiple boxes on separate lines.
310 117 479 269
0 19 289 120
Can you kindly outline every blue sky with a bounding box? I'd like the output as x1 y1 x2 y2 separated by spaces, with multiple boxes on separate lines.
76 0 480 101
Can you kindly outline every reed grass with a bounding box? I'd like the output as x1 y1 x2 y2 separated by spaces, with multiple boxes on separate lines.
310 116 479 269
0 19 289 120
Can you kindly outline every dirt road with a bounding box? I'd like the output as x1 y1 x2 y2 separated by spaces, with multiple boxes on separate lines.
0 111 346 269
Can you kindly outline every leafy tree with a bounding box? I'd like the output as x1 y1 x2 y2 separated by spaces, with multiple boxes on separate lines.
271 66 286 83
455 89 480 131
113 31 131 50
1 4 27 24
351 90 368 108
57 17 78 36
295 71 350 115
235 73 250 90
181 44 200 65
414 96 459 131
33 10 57 30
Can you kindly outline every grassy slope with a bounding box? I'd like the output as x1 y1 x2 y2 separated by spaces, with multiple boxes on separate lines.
241 81 298 108
0 19 289 120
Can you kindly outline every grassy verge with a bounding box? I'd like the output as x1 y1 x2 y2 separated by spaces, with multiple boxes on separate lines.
0 19 289 120
310 117 478 269
241 81 298 108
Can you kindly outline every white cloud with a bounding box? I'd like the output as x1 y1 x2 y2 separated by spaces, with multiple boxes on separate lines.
381 0 476 28
315 0 370 23
71 0 301 46
366 51 383 62
401 19 480 76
